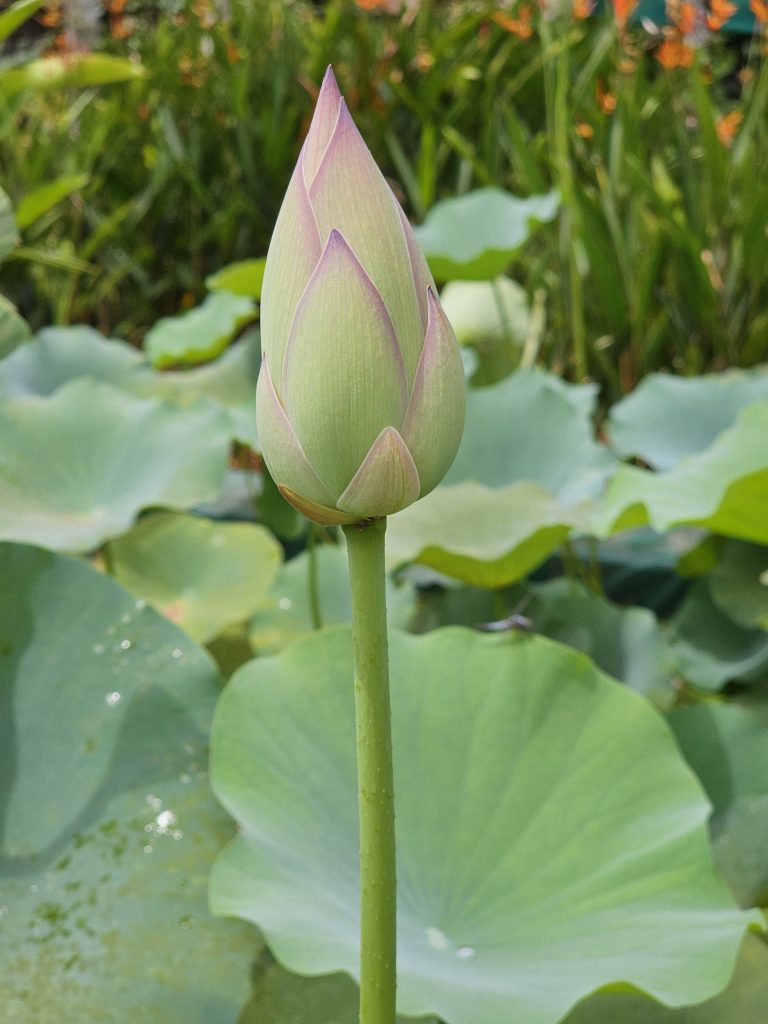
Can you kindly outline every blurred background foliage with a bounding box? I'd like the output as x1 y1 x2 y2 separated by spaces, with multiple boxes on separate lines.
1 0 767 395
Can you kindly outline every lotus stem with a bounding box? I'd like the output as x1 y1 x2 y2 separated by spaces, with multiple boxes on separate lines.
343 518 397 1024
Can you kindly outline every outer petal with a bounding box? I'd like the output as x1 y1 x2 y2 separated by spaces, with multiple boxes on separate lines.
401 289 466 497
256 356 336 507
278 486 358 527
301 66 342 187
308 101 425 385
396 202 435 334
282 229 408 498
259 162 322 392
337 426 421 518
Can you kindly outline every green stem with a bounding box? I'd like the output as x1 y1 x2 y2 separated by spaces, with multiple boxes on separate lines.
343 519 397 1024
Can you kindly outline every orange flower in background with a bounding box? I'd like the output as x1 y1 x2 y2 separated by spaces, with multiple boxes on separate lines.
596 78 617 114
611 0 638 29
706 0 736 28
656 34 695 67
751 0 768 21
575 120 594 138
573 0 594 18
716 109 742 147
492 7 534 39
670 0 698 32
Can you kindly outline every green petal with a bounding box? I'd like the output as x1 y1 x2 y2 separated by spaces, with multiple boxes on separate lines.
256 356 336 506
308 102 425 385
402 289 466 496
337 426 420 518
282 229 408 497
278 485 358 527
259 163 322 394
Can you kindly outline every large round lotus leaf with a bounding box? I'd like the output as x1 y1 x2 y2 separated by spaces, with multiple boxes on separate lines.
709 540 768 630
413 188 559 281
669 702 768 907
668 582 768 691
206 258 266 299
108 511 282 644
0 379 230 552
562 933 768 1024
0 543 261 1023
527 578 673 706
0 325 143 397
249 543 415 654
210 627 751 1024
445 370 615 501
441 276 530 347
598 402 768 544
144 292 255 369
607 368 768 471
387 481 586 587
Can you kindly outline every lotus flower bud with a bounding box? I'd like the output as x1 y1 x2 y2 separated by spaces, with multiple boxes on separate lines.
256 67 465 526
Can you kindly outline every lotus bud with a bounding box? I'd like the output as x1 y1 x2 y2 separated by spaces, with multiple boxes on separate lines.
256 67 465 526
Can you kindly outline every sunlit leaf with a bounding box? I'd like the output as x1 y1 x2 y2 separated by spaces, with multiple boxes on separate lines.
0 0 46 42
15 174 90 230
206 258 266 299
211 627 751 1024
0 53 147 97
144 292 255 369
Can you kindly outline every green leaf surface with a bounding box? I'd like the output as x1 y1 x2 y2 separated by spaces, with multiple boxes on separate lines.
0 294 31 357
670 702 768 907
709 541 768 630
210 627 751 1024
562 934 768 1024
0 325 143 398
414 188 559 281
0 0 47 42
668 583 768 691
0 185 19 262
441 276 530 347
109 512 282 644
249 544 415 655
387 481 585 587
0 543 261 1023
0 380 230 552
144 292 255 369
15 174 90 230
527 578 673 706
607 368 768 471
445 369 615 501
0 53 146 97
597 402 768 544
206 258 266 299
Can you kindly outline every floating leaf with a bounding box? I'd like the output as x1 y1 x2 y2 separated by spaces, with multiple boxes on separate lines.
670 703 768 907
709 541 768 630
668 583 768 691
15 173 89 230
562 933 768 1024
607 368 768 470
211 627 750 1024
144 292 255 369
414 188 559 281
0 294 30 358
109 512 282 644
598 402 768 544
206 258 266 300
445 369 615 501
0 543 261 1023
387 481 585 588
0 380 230 552
527 578 673 706
249 543 415 655
0 325 143 398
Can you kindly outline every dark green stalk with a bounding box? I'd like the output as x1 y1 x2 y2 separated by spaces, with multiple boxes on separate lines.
343 518 397 1024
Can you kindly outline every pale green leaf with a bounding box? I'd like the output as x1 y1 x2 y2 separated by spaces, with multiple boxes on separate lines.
15 173 89 230
206 258 266 299
144 292 255 369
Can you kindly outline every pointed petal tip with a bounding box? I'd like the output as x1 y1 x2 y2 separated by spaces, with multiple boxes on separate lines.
278 485 358 527
337 426 421 518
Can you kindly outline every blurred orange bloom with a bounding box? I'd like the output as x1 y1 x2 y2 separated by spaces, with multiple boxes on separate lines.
706 0 736 28
575 120 594 137
751 0 768 21
676 1 698 32
596 79 617 114
716 110 742 147
356 0 404 10
656 35 695 67
573 0 595 18
611 0 638 29
492 7 534 38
